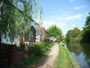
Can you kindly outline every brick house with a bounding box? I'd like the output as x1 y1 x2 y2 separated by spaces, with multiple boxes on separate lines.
36 24 49 43
36 24 42 43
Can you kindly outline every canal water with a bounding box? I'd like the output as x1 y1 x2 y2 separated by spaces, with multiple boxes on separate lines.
65 42 90 68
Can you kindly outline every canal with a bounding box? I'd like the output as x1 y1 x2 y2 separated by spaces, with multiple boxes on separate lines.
65 42 90 68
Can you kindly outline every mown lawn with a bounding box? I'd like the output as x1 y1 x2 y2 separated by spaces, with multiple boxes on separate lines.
54 43 80 68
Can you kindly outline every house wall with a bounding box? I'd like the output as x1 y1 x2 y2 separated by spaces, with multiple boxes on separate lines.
1 34 20 46
36 34 41 43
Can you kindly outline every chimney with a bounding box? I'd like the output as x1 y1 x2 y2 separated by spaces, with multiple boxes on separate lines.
38 24 40 29
42 27 46 40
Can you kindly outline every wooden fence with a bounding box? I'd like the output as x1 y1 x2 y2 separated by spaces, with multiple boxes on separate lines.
8 45 31 66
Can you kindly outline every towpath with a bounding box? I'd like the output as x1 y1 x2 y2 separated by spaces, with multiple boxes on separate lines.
37 43 59 68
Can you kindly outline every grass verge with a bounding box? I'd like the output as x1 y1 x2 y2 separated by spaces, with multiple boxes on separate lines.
54 43 80 68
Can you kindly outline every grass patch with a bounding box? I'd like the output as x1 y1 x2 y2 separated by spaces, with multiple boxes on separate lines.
54 43 80 68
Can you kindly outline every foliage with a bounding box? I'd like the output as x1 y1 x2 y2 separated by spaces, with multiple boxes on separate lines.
66 12 90 43
47 25 64 42
82 13 90 43
65 28 82 42
0 0 43 43
28 42 53 56
15 42 54 67
16 43 26 51
28 44 44 56
43 37 52 44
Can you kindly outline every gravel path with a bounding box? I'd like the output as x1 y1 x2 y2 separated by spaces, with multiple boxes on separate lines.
38 43 59 68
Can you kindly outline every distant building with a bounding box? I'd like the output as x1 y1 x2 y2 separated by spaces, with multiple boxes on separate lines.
50 37 57 42
36 24 49 43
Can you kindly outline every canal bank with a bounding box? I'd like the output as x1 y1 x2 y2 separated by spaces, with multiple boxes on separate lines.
54 43 80 68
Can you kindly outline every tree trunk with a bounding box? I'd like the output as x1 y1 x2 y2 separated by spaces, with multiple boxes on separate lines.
0 35 1 51
0 35 1 44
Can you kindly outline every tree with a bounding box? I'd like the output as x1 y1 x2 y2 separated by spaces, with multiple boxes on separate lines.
47 25 64 42
0 0 43 43
66 28 82 42
65 30 73 42
82 12 90 43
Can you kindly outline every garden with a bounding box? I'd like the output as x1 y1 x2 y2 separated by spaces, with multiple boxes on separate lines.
0 41 54 68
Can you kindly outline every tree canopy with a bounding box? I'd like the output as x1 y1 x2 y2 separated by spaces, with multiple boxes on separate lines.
0 0 43 43
66 12 90 43
65 28 82 42
82 12 90 43
47 25 64 42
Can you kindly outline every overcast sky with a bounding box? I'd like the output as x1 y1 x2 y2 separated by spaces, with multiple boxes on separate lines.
38 0 90 35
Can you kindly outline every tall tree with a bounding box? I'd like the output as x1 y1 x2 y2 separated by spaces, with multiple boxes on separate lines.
66 28 82 42
47 25 64 42
82 12 90 43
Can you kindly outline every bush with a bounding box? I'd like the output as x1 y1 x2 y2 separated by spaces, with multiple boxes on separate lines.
16 44 26 51
22 54 41 65
28 42 52 56
28 44 44 56
15 42 54 66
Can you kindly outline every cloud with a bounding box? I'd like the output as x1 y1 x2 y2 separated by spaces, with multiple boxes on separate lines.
64 14 83 20
40 13 84 35
43 20 67 35
43 20 66 29
74 5 88 10
51 14 83 21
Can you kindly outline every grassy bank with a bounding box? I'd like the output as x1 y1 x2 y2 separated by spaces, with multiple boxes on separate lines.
54 43 80 68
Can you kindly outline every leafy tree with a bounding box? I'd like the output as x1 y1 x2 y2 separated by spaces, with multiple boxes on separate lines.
66 12 90 43
65 30 73 42
0 0 43 43
66 28 82 42
47 25 64 42
82 12 90 43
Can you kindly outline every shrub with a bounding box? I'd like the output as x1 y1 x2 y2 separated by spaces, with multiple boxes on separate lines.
28 42 52 56
15 42 54 66
28 44 44 56
16 44 26 51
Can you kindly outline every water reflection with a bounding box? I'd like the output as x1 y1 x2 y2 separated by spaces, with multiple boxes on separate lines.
65 42 90 68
